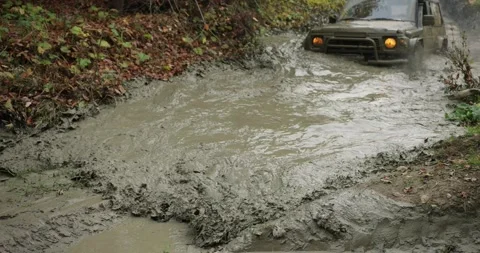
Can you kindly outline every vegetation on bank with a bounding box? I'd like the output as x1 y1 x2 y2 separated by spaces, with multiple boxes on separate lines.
370 134 480 213
442 32 480 126
0 0 344 130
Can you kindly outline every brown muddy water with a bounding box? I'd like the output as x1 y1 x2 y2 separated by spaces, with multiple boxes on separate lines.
2 17 480 253
67 219 196 253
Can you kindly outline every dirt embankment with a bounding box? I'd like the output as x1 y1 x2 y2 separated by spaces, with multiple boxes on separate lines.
368 135 480 213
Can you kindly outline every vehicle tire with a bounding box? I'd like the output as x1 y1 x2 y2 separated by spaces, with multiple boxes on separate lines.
303 37 311 50
408 43 424 71
441 38 448 52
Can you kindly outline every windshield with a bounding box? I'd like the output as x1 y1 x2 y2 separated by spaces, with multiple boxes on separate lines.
339 0 416 22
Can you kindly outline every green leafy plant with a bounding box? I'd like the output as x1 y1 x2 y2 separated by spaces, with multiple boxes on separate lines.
136 52 150 63
143 33 153 40
77 58 91 69
121 42 132 48
193 47 204 55
37 41 52 54
446 103 480 125
70 26 87 38
2 1 56 32
97 39 111 48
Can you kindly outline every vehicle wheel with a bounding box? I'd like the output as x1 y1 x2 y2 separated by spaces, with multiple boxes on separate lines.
408 43 424 71
441 38 448 52
303 37 311 50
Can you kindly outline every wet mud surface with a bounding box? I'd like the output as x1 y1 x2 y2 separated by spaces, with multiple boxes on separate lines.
0 173 120 253
2 5 480 253
369 135 480 213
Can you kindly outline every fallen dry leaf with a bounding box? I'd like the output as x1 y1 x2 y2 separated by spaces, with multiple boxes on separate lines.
380 176 392 184
452 159 467 165
392 192 404 198
420 194 430 204
403 186 413 194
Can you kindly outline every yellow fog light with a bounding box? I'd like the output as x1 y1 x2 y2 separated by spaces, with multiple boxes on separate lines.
384 38 397 49
312 37 324 46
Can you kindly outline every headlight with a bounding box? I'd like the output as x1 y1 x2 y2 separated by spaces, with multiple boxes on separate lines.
384 38 396 49
312 37 324 46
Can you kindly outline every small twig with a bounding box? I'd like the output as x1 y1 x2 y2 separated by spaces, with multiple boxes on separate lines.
166 0 175 13
193 0 206 26
172 0 180 12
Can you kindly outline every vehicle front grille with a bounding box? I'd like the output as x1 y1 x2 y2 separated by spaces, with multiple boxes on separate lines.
326 38 381 55
334 32 367 38
372 39 381 49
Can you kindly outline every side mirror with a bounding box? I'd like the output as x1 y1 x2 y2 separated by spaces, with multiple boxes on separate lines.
423 15 435 26
329 15 338 24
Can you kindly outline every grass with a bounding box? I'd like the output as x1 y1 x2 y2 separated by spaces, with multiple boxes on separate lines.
468 154 480 167
467 125 480 135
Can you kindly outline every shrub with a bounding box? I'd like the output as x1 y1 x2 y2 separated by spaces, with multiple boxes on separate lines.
442 32 480 92
446 103 480 126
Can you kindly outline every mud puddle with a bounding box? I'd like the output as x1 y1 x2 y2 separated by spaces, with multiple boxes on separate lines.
66 218 200 253
1 11 478 253
0 171 121 253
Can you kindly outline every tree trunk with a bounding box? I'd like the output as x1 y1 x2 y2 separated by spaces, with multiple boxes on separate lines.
109 0 125 12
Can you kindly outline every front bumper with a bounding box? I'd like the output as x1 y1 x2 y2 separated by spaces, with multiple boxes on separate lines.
366 58 408 64
308 35 409 64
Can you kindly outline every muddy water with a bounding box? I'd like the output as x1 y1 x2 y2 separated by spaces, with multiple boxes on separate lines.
68 219 196 253
0 29 469 252
58 34 461 249
72 34 457 198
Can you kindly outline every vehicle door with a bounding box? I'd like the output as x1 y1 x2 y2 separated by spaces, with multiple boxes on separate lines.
430 1 446 50
422 1 435 52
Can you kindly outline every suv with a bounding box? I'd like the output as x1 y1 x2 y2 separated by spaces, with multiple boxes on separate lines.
304 0 448 65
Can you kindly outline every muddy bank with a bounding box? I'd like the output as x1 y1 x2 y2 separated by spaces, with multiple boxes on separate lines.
0 173 122 253
369 135 480 212
219 133 480 252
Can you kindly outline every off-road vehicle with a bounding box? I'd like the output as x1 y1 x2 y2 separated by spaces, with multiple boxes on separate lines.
304 0 448 65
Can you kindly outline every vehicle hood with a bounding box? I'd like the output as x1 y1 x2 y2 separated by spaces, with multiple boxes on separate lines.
311 20 416 34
